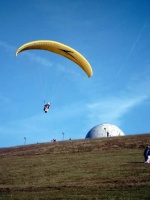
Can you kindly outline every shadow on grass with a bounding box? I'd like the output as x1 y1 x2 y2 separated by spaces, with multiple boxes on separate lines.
127 162 145 164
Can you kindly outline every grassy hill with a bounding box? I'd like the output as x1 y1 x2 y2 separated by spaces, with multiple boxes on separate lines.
0 134 150 200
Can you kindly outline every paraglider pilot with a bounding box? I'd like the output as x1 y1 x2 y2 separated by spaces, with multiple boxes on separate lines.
44 102 50 113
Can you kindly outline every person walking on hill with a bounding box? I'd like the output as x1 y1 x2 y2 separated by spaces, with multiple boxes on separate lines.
144 146 150 163
146 148 150 164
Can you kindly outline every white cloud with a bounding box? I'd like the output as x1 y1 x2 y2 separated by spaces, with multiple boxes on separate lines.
0 102 85 142
0 40 85 82
20 51 53 69
21 52 82 79
0 40 15 52
86 94 148 127
0 89 149 147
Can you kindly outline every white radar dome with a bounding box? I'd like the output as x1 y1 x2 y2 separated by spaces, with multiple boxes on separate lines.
85 123 125 139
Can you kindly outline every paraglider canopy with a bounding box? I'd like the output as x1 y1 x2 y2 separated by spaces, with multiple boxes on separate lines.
16 40 93 77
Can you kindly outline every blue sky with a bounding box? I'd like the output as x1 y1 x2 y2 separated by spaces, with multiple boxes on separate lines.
0 0 150 147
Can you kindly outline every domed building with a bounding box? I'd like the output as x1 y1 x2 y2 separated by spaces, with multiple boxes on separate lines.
85 123 125 139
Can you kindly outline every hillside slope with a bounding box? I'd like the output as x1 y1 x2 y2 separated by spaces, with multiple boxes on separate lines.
0 134 150 200
0 134 150 156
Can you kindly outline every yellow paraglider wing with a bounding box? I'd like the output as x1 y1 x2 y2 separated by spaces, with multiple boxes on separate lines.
16 40 93 77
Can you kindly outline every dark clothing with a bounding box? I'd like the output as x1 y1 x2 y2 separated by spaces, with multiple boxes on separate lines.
144 147 150 162
44 103 50 113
